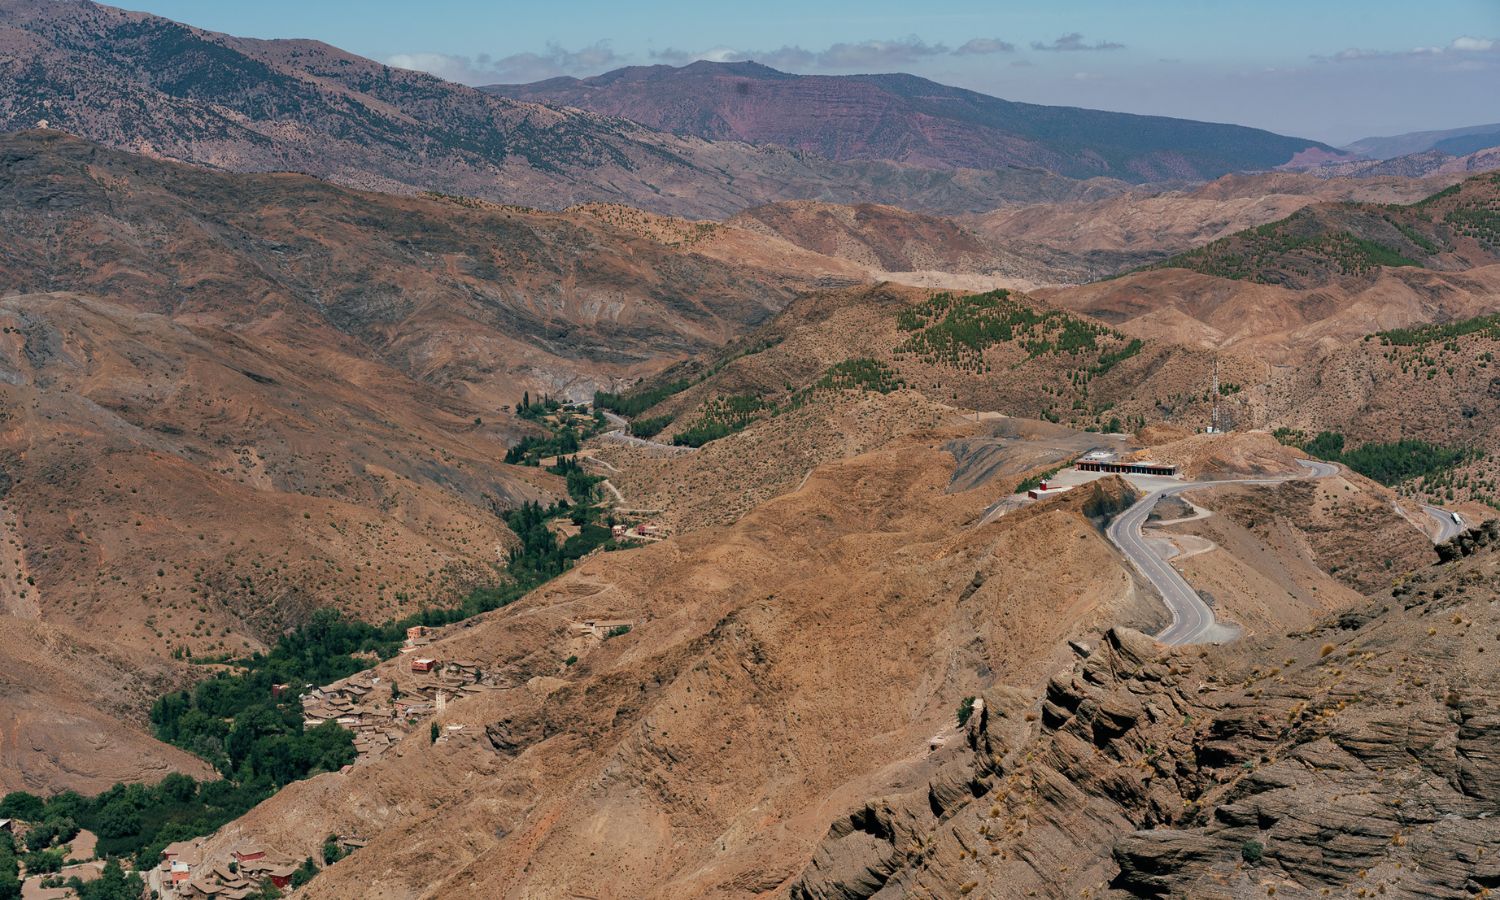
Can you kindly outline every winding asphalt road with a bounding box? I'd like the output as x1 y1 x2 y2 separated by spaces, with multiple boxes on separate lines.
1107 459 1340 645
1423 504 1464 543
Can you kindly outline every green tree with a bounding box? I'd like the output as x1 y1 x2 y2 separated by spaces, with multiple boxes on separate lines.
321 835 344 866
73 858 143 900
22 849 63 874
291 856 319 887
22 826 54 852
0 793 44 822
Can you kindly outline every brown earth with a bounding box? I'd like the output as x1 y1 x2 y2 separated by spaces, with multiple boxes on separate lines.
1143 172 1500 289
0 291 565 792
1040 263 1500 363
0 616 215 794
790 523 1497 899
0 130 869 406
1153 473 1432 636
1307 142 1500 180
593 390 955 533
1128 430 1309 480
172 433 1438 897
727 200 1078 287
173 443 1172 898
968 171 1458 280
614 283 1229 444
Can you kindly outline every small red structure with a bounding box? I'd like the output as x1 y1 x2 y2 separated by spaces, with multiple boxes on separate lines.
268 865 298 889
270 683 289 698
233 846 267 864
410 657 437 673
406 625 428 641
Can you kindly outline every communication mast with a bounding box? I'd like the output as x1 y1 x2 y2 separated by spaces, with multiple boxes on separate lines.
1209 357 1221 434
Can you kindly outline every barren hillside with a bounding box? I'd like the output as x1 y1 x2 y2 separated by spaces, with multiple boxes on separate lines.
792 522 1498 899
0 131 869 406
0 291 569 791
173 442 1168 898
968 171 1459 279
1042 264 1500 362
1147 172 1500 288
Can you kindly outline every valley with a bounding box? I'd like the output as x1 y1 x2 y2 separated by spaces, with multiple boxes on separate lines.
0 2 1498 898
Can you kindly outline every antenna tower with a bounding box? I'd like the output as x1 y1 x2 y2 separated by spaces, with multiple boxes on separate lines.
1210 357 1221 433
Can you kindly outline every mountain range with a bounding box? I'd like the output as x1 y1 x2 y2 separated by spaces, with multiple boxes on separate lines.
6 1 1500 898
0 0 1360 222
1347 121 1500 159
487 60 1346 182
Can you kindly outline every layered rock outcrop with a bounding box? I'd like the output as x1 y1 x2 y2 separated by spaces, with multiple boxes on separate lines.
792 530 1500 898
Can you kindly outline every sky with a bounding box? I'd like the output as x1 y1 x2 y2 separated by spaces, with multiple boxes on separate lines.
123 0 1500 145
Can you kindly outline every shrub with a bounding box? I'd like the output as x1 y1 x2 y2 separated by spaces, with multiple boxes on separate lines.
321 836 343 866
1241 839 1264 864
957 696 977 727
291 857 319 887
22 849 64 874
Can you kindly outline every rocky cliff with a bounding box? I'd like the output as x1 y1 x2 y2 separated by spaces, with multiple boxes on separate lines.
792 525 1499 898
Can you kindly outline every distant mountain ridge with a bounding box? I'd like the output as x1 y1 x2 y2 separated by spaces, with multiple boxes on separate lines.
486 60 1345 183
1346 122 1500 159
0 0 1120 217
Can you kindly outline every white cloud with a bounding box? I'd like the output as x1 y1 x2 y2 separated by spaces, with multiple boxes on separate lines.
651 35 1020 72
953 38 1017 56
1030 33 1125 52
810 36 950 68
1321 35 1500 63
1451 36 1496 52
386 42 621 85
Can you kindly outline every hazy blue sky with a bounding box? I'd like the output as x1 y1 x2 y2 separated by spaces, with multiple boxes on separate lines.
126 0 1499 144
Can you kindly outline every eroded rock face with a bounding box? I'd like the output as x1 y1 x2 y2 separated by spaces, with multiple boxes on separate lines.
791 542 1500 898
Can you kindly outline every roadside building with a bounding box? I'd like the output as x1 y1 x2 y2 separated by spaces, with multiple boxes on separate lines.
1075 459 1178 477
1027 480 1074 500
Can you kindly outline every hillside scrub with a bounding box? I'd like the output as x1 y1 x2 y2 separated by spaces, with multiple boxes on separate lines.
1155 216 1421 282
594 379 694 418
673 358 909 447
1375 311 1500 347
1276 430 1480 488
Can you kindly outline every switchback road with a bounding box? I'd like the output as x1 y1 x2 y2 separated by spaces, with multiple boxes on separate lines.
1107 459 1339 645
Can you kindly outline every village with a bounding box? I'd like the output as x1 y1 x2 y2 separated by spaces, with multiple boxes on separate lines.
301 616 637 764
297 626 492 762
